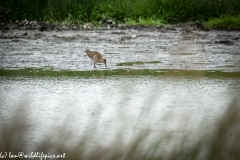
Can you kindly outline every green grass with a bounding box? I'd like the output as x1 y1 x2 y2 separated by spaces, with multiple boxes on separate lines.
205 16 240 29
0 0 240 27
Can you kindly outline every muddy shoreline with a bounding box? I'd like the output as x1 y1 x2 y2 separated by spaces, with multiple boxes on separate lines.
1 21 240 72
1 20 240 31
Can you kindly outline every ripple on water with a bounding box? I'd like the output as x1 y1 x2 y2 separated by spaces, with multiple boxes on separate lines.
1 76 238 143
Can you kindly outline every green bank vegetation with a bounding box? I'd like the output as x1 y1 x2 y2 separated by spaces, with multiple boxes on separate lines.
205 16 240 30
0 0 240 28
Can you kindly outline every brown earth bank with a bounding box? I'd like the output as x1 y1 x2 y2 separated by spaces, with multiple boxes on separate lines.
1 19 240 32
0 20 221 31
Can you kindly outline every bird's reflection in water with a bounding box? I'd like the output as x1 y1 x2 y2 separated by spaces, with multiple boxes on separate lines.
90 70 108 79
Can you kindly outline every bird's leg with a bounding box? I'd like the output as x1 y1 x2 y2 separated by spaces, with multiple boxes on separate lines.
93 62 97 69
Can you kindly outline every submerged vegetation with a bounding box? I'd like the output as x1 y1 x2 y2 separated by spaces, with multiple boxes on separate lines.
0 0 240 28
116 61 161 66
1 68 240 78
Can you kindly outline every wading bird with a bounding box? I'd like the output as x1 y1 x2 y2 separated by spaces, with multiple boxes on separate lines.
85 49 107 69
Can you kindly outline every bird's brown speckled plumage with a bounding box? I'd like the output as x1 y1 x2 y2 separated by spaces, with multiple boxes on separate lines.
85 49 107 69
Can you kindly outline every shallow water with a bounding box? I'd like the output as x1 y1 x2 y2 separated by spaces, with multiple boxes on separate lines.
1 74 239 149
0 28 240 149
1 29 240 71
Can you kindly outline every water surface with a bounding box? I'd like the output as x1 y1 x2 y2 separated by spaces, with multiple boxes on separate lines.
1 71 239 147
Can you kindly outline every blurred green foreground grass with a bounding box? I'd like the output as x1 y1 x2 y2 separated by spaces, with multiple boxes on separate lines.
0 92 240 160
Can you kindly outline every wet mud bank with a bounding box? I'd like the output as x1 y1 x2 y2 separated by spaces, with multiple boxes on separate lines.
1 22 240 73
